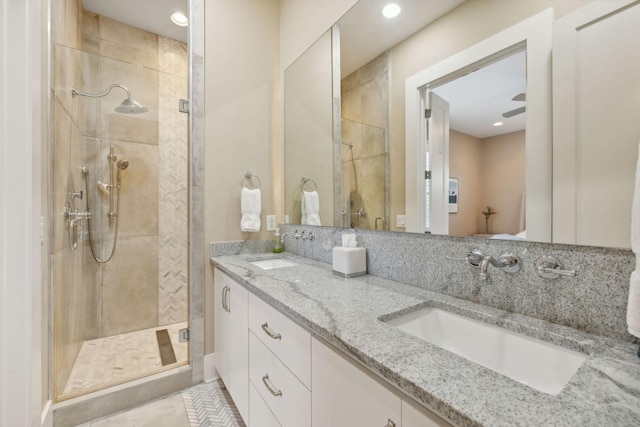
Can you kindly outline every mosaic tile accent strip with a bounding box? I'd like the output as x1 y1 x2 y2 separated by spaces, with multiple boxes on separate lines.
158 37 189 326
182 380 246 427
62 322 188 396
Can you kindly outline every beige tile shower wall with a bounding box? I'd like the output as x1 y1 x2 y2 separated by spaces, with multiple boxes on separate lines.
341 52 389 230
51 0 102 399
97 32 160 336
78 13 188 335
158 37 189 325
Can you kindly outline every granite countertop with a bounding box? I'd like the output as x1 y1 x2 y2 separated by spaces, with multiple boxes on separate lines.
211 253 640 427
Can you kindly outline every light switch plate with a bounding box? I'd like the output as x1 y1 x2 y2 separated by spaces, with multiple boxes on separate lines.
396 215 406 228
266 215 276 231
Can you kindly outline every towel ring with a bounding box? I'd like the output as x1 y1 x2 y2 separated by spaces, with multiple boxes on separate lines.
300 177 317 192
241 172 262 189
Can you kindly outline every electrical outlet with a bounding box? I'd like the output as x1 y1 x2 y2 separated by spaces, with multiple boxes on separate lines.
284 215 289 224
266 215 277 231
396 215 406 228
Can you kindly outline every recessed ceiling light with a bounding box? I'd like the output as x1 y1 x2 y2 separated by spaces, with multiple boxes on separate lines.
171 12 188 27
493 121 504 127
382 3 401 19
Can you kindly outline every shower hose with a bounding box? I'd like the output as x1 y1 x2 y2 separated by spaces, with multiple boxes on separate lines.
82 167 121 263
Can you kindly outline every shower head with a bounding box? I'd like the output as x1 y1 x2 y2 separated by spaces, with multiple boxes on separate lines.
115 98 149 114
71 84 149 114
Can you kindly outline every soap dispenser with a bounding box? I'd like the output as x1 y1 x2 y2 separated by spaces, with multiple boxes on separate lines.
272 228 283 253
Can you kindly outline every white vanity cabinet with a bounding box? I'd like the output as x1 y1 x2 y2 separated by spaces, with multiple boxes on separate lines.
214 266 450 427
311 337 451 427
213 268 249 422
249 382 281 427
248 293 311 427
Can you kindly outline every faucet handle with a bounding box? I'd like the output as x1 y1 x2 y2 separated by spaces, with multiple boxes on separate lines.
466 249 484 266
497 253 521 274
535 256 577 279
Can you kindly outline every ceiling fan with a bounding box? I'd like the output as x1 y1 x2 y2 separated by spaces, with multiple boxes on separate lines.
502 93 526 118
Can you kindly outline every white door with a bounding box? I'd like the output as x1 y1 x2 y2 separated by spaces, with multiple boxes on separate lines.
553 0 640 248
424 91 450 235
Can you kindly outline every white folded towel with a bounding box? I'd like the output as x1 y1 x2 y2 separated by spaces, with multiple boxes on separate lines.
240 187 261 232
628 141 640 338
301 190 321 226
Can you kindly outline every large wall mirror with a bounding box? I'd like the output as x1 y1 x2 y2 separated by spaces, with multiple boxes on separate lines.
283 0 640 249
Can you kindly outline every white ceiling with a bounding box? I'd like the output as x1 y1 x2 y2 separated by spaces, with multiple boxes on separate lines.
338 0 465 77
432 51 527 139
82 0 188 43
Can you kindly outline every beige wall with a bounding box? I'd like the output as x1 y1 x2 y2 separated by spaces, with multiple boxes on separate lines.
448 130 525 236
284 30 334 226
389 0 589 235
204 0 281 354
449 130 483 236
481 131 526 235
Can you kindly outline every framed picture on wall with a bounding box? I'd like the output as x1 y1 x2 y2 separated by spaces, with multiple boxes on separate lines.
449 177 458 213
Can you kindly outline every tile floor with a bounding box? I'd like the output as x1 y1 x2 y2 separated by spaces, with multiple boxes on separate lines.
62 322 189 397
75 380 245 427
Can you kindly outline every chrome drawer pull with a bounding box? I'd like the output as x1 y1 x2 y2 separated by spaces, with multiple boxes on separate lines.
385 419 396 427
221 286 228 311
261 322 282 340
262 374 282 397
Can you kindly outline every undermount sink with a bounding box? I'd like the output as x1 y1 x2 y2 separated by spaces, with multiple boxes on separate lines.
385 307 587 395
250 258 297 270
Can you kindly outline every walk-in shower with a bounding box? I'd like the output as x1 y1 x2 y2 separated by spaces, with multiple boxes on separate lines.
51 1 191 402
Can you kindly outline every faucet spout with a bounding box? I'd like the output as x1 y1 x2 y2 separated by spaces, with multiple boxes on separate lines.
478 253 521 280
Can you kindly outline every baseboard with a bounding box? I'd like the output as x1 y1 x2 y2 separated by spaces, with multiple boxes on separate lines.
41 400 53 427
204 352 219 382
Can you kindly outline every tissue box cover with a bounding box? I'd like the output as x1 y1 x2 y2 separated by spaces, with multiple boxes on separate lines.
332 247 366 277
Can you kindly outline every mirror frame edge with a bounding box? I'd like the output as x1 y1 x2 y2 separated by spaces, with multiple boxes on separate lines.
404 8 553 241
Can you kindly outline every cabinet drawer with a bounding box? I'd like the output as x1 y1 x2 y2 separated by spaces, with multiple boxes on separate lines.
248 293 311 387
249 332 311 427
249 382 281 427
312 337 402 427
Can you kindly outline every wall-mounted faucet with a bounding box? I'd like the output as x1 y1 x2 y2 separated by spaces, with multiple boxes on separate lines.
283 230 314 242
467 250 521 280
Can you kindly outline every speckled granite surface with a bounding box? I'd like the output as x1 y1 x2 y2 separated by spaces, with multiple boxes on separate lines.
211 252 640 427
277 225 636 342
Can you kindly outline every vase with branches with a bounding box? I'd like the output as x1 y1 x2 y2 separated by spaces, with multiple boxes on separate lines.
481 206 496 234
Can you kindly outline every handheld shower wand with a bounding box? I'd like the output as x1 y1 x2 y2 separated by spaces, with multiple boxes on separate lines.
116 160 129 187
81 148 130 264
